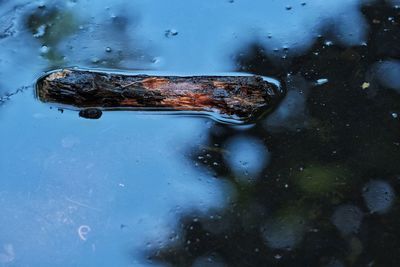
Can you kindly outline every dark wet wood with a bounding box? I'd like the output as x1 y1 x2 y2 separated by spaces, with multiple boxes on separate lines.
36 69 282 122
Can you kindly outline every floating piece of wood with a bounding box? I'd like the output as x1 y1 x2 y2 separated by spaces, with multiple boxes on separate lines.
36 69 282 123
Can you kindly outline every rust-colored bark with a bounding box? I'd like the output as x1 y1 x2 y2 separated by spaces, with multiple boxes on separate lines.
36 69 282 122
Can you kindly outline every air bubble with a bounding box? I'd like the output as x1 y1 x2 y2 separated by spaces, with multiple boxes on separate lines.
316 78 328 85
40 45 49 54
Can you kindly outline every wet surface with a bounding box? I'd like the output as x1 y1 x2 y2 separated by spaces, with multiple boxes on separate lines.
1 0 400 266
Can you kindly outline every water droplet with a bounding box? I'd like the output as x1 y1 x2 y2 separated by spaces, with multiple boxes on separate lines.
285 6 292 10
40 45 49 54
105 47 112 52
392 112 398 119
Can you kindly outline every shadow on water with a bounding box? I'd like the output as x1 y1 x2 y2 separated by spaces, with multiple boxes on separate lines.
0 0 399 267
146 1 400 266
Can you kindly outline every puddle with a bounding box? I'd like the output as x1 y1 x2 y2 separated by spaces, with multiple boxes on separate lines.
1 0 400 266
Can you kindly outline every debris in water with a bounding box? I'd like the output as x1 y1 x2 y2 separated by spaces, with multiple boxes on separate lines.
78 225 91 241
36 69 283 124
79 108 103 119
165 29 178 38
361 82 370 89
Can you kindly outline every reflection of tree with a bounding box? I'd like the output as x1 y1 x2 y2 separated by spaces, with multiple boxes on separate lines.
25 4 145 69
26 5 79 66
146 2 400 266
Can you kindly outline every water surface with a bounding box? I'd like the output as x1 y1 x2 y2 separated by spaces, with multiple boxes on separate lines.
1 0 400 266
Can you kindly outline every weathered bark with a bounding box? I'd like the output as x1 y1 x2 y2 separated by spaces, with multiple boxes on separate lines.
36 69 282 122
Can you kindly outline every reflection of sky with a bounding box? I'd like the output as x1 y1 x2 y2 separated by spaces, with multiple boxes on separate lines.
0 0 385 266
363 180 395 214
50 0 369 70
373 60 400 93
0 91 233 266
223 135 269 183
331 204 363 236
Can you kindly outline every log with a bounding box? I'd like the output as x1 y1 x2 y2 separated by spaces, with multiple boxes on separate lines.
36 69 282 123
